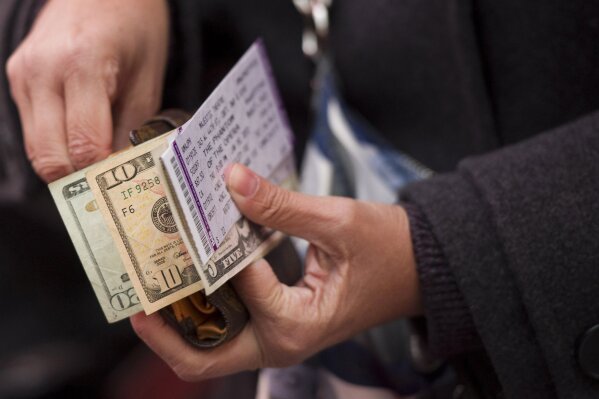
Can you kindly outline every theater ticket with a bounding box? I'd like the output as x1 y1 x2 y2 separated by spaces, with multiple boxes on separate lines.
162 40 294 264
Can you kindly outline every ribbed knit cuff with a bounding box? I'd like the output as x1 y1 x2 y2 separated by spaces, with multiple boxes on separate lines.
403 201 482 356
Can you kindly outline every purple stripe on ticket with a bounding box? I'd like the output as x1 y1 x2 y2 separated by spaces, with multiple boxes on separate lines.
163 39 294 263
172 141 218 252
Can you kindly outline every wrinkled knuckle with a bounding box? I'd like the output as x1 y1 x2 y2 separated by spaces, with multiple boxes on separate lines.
15 46 35 72
28 151 71 182
274 334 305 367
68 137 104 169
174 359 212 382
22 46 41 70
5 57 24 101
173 364 198 382
67 122 107 168
333 199 359 234
62 36 112 82
8 45 41 86
35 162 72 183
101 57 120 99
6 54 22 84
258 186 290 224
63 36 92 71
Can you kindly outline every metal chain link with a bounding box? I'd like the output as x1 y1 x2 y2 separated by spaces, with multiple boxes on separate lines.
292 0 332 60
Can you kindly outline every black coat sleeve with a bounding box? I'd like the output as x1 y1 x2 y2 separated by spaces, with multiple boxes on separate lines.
401 111 599 398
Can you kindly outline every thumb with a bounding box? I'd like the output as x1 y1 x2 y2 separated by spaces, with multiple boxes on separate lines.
232 259 284 316
224 163 341 243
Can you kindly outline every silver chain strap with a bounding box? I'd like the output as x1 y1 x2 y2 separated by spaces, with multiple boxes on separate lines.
293 0 332 60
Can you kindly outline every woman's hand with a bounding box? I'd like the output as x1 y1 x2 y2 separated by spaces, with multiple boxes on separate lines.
6 0 169 182
131 163 422 381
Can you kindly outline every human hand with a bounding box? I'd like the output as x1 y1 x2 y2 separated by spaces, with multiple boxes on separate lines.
6 0 169 182
131 163 422 381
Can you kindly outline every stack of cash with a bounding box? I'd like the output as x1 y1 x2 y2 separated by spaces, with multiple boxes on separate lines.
49 41 296 323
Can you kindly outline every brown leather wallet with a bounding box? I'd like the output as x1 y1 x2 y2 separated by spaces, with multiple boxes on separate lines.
129 109 302 349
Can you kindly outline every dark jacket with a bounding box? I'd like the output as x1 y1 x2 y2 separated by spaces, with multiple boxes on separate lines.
337 2 599 398
329 2 599 398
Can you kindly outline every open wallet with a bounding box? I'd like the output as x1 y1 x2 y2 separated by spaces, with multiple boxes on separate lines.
129 109 303 349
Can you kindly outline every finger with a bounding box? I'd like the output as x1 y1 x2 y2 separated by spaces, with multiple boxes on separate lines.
130 313 191 371
8 50 73 182
64 70 113 170
224 163 348 244
6 55 33 139
7 67 36 176
231 259 285 316
131 312 263 381
26 85 73 182
111 68 162 150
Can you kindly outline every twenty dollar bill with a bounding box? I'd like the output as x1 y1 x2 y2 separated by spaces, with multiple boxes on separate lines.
49 169 142 322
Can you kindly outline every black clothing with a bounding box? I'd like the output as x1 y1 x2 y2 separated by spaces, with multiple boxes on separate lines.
330 2 599 397
404 115 599 398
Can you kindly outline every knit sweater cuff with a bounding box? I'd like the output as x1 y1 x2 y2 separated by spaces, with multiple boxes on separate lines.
403 201 482 356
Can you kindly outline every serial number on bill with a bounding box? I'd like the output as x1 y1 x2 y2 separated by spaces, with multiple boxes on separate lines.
120 177 161 200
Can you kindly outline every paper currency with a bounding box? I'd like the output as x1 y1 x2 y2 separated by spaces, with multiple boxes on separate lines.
49 169 142 322
165 40 294 264
87 135 203 314
198 156 296 294
203 220 283 294
49 40 298 320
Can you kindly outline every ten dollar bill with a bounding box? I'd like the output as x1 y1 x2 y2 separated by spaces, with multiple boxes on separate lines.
87 135 203 314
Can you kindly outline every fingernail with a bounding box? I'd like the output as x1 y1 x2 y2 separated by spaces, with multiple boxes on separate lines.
226 164 258 198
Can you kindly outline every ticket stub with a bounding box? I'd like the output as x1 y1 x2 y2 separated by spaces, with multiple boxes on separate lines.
162 40 294 264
